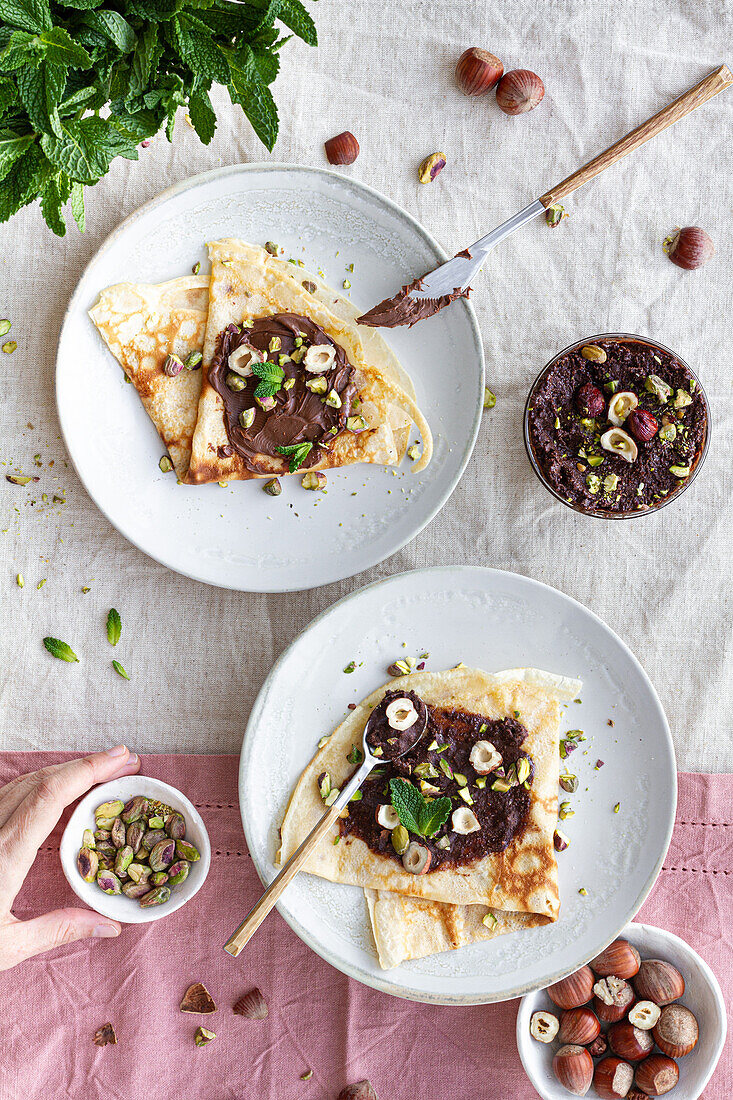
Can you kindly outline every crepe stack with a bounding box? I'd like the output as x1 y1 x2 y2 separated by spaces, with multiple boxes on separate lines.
90 242 432 484
278 666 581 969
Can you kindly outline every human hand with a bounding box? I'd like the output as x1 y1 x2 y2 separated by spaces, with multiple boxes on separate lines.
0 745 141 971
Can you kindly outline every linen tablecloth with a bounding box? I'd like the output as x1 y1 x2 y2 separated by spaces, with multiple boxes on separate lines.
1 0 732 768
0 753 730 1100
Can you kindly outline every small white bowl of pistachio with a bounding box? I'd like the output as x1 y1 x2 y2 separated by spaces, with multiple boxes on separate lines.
60 775 211 923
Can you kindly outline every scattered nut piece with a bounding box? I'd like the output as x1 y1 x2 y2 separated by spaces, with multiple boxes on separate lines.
608 391 638 427
93 1023 117 1047
194 1026 216 1047
530 1009 560 1043
180 982 217 1014
402 841 431 874
233 987 268 1020
418 151 447 184
545 203 566 227
451 806 481 834
469 740 502 774
601 427 638 464
629 1001 661 1030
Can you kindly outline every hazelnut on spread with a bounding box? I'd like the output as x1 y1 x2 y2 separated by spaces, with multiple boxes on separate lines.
208 313 358 473
526 337 707 514
342 690 534 870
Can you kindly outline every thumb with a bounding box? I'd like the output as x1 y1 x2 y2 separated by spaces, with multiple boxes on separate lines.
3 908 120 970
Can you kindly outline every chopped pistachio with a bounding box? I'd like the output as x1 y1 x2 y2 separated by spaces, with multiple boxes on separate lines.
670 464 690 478
482 911 498 929
2 340 17 353
324 389 342 409
586 473 601 494
343 660 356 673
192 261 201 274
37 579 46 590
342 279 351 289
282 377 295 391
491 777 511 792
515 757 531 784
458 786 474 805
0 319 10 337
587 454 604 467
300 1070 313 1081
578 887 588 896
483 387 496 409
407 443 421 461
474 776 486 789
673 389 692 409
159 456 173 473
268 336 281 353
613 802 621 813
317 735 330 749
16 573 24 587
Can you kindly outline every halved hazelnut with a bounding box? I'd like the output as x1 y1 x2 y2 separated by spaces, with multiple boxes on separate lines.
628 1001 661 1030
451 806 481 834
593 1057 635 1099
552 1045 593 1096
593 977 635 1023
652 1003 699 1058
496 69 545 115
591 940 641 979
634 1054 680 1096
385 697 418 731
608 391 638 427
304 344 336 373
402 841 431 874
608 1022 654 1061
548 966 595 1009
530 1009 559 1043
325 131 359 166
227 343 262 377
633 960 685 1006
469 739 502 775
376 804 400 829
601 427 638 463
558 1006 601 1046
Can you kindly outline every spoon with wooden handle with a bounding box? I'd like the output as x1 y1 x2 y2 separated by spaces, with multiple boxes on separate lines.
223 692 428 957
357 64 733 327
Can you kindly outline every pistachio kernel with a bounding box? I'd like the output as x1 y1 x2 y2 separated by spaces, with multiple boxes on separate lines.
163 353 184 377
418 151 447 184
581 344 607 363
159 456 173 473
263 477 282 497
324 389 342 409
226 372 246 392
483 387 497 409
184 350 203 370
545 204 566 227
302 471 327 491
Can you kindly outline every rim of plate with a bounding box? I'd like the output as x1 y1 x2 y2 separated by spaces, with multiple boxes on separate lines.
55 162 485 592
238 565 677 1004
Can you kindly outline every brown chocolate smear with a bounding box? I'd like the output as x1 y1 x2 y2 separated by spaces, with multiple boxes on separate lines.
341 700 533 869
357 277 470 328
208 313 356 473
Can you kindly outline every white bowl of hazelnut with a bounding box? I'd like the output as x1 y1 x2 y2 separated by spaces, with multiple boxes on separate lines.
516 922 726 1099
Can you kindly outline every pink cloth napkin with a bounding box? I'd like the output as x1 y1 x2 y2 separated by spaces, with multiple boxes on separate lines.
0 754 729 1100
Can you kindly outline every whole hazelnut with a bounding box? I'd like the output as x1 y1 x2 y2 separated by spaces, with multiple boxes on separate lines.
552 1044 594 1097
590 940 641 979
634 1054 680 1096
633 960 685 1006
575 382 605 418
337 1082 378 1100
455 47 504 95
608 1021 654 1061
558 1006 601 1046
593 1057 635 1099
548 965 595 1009
664 226 714 270
324 131 359 166
496 69 545 115
627 408 658 442
652 1003 699 1058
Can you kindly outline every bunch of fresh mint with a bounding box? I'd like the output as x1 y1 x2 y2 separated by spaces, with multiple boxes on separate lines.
0 0 317 236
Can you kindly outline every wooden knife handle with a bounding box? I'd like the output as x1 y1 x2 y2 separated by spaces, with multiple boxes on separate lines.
222 800 342 957
540 64 733 208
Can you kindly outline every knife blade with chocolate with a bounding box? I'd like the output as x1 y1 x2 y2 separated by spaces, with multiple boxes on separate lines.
357 65 732 328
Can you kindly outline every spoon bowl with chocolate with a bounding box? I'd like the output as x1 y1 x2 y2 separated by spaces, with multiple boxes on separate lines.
524 334 709 519
223 691 428 957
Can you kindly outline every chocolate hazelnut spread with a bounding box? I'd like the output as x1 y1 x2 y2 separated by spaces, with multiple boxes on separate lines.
365 690 428 759
357 277 470 328
526 337 707 514
341 692 533 870
208 313 357 472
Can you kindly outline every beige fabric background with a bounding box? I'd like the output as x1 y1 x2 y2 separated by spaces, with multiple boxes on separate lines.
1 0 731 769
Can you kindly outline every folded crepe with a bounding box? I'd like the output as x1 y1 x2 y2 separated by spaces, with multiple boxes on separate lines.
278 666 582 969
186 240 432 484
89 276 209 480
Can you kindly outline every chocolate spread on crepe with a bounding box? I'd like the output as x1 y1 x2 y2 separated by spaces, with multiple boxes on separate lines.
357 277 470 328
208 313 357 472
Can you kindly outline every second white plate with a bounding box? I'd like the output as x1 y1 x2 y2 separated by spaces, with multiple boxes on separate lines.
239 566 677 1004
56 164 484 591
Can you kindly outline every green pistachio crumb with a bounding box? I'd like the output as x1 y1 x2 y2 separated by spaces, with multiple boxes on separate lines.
483 387 496 409
343 661 356 673
613 802 621 813
578 887 588 896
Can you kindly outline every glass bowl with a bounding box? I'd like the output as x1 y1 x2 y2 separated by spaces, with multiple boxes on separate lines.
523 333 710 519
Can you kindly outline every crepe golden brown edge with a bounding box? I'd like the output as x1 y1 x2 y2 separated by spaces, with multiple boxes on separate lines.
186 240 432 483
277 666 582 969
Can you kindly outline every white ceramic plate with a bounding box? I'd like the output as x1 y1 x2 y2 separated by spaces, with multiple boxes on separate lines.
517 922 727 1099
239 566 677 1004
56 164 484 592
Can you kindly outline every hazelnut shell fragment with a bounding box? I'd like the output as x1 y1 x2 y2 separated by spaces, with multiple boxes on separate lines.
593 977 635 1023
93 1022 117 1047
552 1044 593 1096
652 1003 698 1058
233 987 268 1020
547 965 595 1009
325 131 359 165
590 939 641 979
495 69 545 115
180 982 217 1014
633 959 685 1006
633 1053 680 1096
455 47 504 95
664 226 714 270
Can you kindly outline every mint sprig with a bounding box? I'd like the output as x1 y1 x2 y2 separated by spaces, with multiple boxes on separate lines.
252 359 285 400
389 778 451 839
0 0 318 236
276 442 313 473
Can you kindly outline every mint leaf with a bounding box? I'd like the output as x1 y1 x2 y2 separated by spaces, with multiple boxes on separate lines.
38 27 93 68
106 607 121 646
69 180 84 230
0 28 36 71
278 0 317 46
39 175 66 235
276 441 312 472
0 129 33 183
188 87 215 144
388 778 423 834
172 13 229 85
228 43 278 151
41 115 137 184
418 796 451 838
0 142 53 223
0 0 52 34
112 659 130 680
252 360 285 385
128 23 158 98
17 61 65 137
43 636 79 662
81 9 136 52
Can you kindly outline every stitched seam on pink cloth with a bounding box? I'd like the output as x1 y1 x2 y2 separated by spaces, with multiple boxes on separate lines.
662 866 730 875
676 820 732 827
